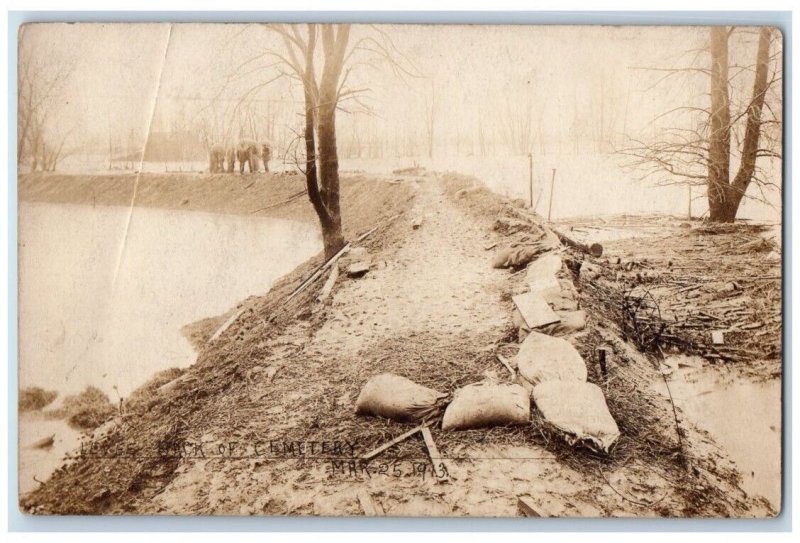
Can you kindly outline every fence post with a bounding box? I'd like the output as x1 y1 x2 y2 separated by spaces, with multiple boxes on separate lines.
547 168 556 221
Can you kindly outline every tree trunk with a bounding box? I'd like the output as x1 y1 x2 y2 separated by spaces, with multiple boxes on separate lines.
316 45 346 258
726 27 774 220
296 24 347 260
707 27 732 222
300 29 333 258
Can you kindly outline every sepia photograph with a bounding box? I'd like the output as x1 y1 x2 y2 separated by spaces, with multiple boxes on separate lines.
15 20 783 518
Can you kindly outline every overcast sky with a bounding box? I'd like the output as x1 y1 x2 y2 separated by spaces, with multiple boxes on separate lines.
19 23 721 145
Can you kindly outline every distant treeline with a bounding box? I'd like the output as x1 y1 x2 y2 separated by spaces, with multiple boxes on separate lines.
113 131 206 163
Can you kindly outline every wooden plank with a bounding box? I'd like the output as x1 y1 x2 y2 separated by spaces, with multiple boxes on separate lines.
357 489 383 516
517 495 571 517
512 292 561 329
361 425 423 461
517 496 543 517
421 426 451 483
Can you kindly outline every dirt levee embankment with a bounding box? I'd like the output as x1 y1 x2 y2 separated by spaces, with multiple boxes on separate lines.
19 172 411 226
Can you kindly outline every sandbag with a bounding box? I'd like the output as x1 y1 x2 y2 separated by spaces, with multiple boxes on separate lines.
532 381 620 453
442 382 530 430
525 253 563 281
541 285 580 311
515 331 587 385
527 275 561 295
539 310 587 336
355 373 446 422
492 245 546 269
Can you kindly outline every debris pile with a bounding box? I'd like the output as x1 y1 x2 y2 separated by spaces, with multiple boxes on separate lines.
565 216 781 365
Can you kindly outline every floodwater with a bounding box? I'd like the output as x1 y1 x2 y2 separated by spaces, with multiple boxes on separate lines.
54 153 782 222
18 201 321 494
338 153 781 223
661 355 782 511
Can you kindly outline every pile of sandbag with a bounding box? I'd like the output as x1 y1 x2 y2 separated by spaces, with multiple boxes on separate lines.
355 374 532 431
510 251 619 453
519 339 618 453
351 230 619 452
508 251 586 340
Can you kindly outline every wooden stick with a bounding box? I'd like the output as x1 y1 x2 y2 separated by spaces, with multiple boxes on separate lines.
286 215 394 303
357 489 383 516
551 227 603 258
249 189 306 214
209 306 246 342
317 263 339 302
421 426 451 483
355 213 399 243
286 243 351 302
361 425 423 461
495 353 516 377
357 226 379 242
517 496 543 517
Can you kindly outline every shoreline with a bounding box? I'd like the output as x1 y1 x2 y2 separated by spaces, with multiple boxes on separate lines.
19 171 410 225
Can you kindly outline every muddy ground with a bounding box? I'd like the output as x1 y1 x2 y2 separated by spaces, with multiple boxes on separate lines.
19 170 777 517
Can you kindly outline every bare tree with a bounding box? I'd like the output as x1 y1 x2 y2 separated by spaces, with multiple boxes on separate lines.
18 29 76 171
263 24 348 257
266 23 415 257
621 27 781 222
500 90 533 156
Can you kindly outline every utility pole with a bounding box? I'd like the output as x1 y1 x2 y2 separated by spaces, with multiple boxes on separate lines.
688 185 692 219
528 153 533 208
547 168 557 222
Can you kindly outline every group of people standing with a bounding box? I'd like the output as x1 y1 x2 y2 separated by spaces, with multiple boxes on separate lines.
209 140 272 174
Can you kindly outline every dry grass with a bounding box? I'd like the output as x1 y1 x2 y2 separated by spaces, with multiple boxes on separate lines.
19 387 58 412
47 386 116 431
